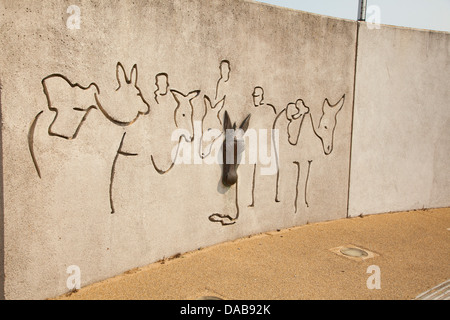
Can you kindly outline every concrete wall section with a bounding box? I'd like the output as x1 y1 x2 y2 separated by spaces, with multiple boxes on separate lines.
0 0 356 299
348 24 450 217
0 80 5 300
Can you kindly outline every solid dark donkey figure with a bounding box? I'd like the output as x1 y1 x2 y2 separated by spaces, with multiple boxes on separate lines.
209 111 251 226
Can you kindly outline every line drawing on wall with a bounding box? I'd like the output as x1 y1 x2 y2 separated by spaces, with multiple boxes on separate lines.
28 62 151 214
95 62 150 127
154 73 169 105
28 110 44 179
151 88 201 174
149 71 201 174
215 60 231 102
28 63 150 175
28 62 205 214
28 58 346 220
28 73 102 177
110 132 138 214
199 60 231 160
84 62 150 214
273 95 345 212
252 86 277 115
311 96 346 156
42 73 100 139
273 99 310 205
170 89 199 143
248 86 277 208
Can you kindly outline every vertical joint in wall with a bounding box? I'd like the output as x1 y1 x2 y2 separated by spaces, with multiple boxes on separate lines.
0 77 5 300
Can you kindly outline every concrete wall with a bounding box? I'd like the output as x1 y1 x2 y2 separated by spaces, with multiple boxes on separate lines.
0 0 355 299
348 23 450 217
0 0 448 300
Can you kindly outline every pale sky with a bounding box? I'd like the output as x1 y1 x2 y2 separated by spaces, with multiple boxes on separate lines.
255 0 450 32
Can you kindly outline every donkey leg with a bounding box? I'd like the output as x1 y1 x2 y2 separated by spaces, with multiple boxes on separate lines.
304 160 313 208
109 132 138 214
248 164 256 207
293 161 300 214
295 160 313 211
275 169 281 203
28 110 44 179
291 159 314 214
109 134 126 214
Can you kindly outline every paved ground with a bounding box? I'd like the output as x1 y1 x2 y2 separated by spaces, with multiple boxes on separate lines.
55 208 449 300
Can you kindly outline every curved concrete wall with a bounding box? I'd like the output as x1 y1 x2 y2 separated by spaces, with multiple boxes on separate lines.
0 0 448 299
349 24 450 217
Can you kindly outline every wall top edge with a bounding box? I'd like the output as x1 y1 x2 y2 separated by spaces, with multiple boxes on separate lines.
245 0 449 35
244 0 357 24
358 21 450 35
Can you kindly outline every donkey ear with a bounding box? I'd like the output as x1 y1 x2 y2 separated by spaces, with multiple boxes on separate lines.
239 114 251 133
116 62 127 89
204 95 213 109
334 94 345 112
214 96 226 109
170 89 183 103
130 64 138 86
324 94 345 113
223 111 232 131
188 90 200 101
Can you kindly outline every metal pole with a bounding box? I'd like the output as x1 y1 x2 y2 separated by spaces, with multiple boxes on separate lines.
358 0 367 21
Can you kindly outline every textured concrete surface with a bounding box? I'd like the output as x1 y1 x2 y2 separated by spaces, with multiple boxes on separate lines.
1 0 448 300
349 23 450 217
0 0 355 299
54 208 450 300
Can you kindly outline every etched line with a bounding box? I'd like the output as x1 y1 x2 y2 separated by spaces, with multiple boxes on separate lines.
42 73 99 140
248 164 256 207
96 63 150 127
28 111 44 179
151 136 184 175
199 95 225 159
305 160 313 208
109 132 131 214
154 72 169 104
293 161 300 214
170 89 200 136
208 177 240 226
310 95 345 155
272 110 284 203
215 60 230 101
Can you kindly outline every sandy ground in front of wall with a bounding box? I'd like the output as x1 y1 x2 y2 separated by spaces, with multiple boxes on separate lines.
54 208 450 300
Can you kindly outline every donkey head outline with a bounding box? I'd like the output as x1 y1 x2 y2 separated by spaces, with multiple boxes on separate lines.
170 89 200 143
315 94 345 155
96 62 150 127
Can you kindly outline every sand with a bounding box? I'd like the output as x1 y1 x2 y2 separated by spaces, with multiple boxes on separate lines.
54 208 450 300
